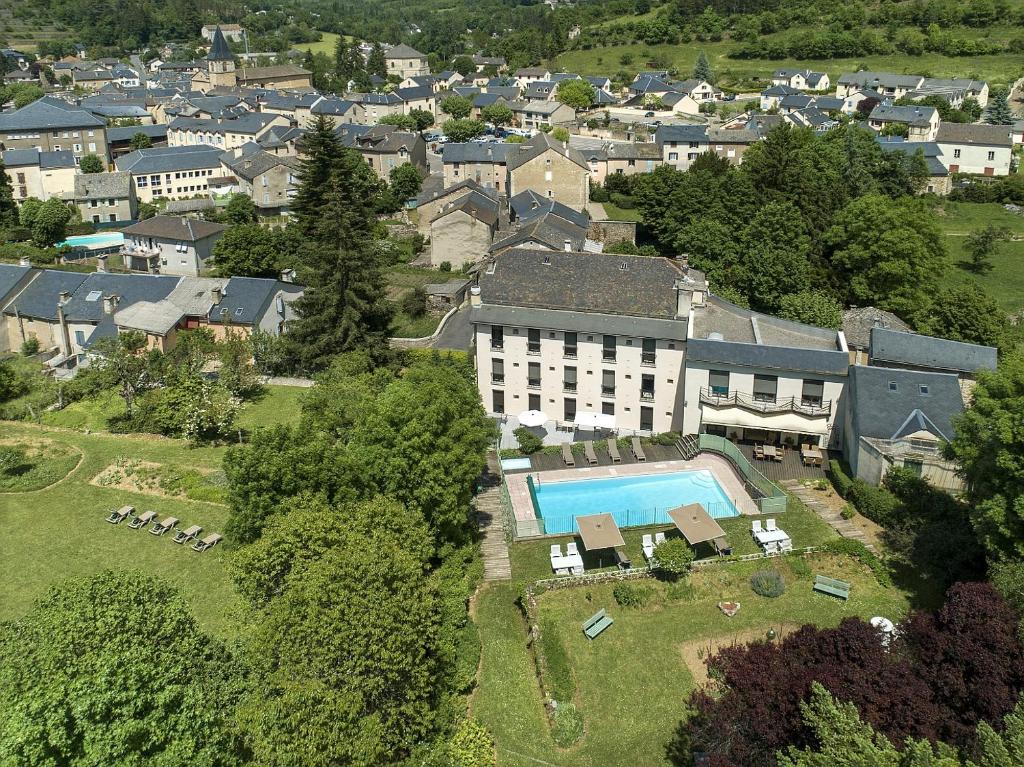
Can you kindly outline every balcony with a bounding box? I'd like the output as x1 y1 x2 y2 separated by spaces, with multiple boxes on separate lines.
490 340 503 351
601 386 615 397
602 352 617 363
563 348 577 359
641 354 656 367
700 387 831 418
491 375 504 385
527 379 541 389
563 382 577 393
640 389 655 401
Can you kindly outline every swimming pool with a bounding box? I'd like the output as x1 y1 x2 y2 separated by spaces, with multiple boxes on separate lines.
57 232 125 249
531 470 739 534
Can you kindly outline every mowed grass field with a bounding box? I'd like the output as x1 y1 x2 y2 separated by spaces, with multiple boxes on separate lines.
298 31 352 56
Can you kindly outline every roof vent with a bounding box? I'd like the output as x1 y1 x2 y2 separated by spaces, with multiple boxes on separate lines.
485 261 496 275
542 255 551 265
708 332 724 341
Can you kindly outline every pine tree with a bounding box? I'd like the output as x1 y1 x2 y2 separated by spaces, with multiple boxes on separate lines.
367 42 385 77
334 38 353 82
986 86 1013 125
693 50 713 84
0 158 17 230
291 114 344 238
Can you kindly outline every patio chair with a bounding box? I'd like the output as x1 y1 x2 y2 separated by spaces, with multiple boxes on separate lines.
631 438 647 462
642 534 655 560
105 505 135 524
780 539 793 553
150 516 178 536
561 443 575 467
566 542 579 556
571 565 584 575
583 440 598 466
128 510 156 529
654 531 666 546
192 533 222 553
607 438 622 463
766 519 777 532
172 525 202 545
752 519 763 535
550 543 563 560
753 444 765 460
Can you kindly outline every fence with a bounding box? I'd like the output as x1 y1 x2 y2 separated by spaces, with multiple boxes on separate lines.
698 434 788 514
528 500 738 536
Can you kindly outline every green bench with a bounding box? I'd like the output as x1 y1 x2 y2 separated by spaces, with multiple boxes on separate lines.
814 575 851 600
582 608 614 639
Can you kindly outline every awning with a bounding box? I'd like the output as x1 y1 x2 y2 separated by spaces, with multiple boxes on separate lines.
575 411 616 430
575 513 625 550
667 503 727 546
700 407 828 435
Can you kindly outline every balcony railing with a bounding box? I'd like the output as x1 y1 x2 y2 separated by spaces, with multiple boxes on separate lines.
640 389 655 401
490 340 503 350
700 387 831 417
563 382 577 393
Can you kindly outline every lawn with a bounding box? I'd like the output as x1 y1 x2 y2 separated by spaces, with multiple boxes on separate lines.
0 422 242 638
601 200 643 222
473 550 910 767
297 31 351 56
236 384 308 433
934 201 1024 313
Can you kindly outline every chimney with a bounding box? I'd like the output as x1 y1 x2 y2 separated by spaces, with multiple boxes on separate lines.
563 239 571 252
102 294 119 315
211 285 223 305
96 254 108 273
469 284 481 307
59 290 71 305
279 267 296 283
674 279 692 318
18 256 30 267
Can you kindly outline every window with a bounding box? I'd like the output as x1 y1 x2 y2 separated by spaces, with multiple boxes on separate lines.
602 335 616 362
640 374 655 400
90 199 98 208
563 331 577 358
641 338 656 365
708 370 730 396
74 330 85 345
903 459 923 477
92 215 100 223
640 405 654 431
491 358 504 384
668 152 678 161
888 380 898 392
490 326 503 350
919 384 930 395
564 398 576 422
529 393 541 411
601 370 615 396
527 361 541 388
988 151 995 161
563 366 577 392
602 402 614 416
88 142 96 152
492 390 505 414
527 328 540 354
801 379 824 407
752 374 777 403
953 148 961 159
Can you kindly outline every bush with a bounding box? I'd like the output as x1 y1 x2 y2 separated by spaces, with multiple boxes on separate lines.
829 459 853 496
439 261 452 272
609 192 635 209
453 620 482 693
20 336 40 356
653 537 694 577
539 628 574 703
840 504 856 520
820 538 892 587
589 183 610 202
551 702 584 747
0 445 29 476
848 479 901 527
400 287 427 318
788 557 813 579
3 226 31 242
750 569 785 598
613 581 651 608
513 427 543 455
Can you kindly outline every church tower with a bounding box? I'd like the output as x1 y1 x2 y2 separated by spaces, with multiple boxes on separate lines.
206 26 236 89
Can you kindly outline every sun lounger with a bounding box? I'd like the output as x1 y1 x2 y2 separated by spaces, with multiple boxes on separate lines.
654 531 666 546
642 534 655 560
607 438 621 463
149 516 178 536
105 505 135 524
566 542 579 556
766 518 777 532
584 440 598 465
752 520 763 535
128 510 156 529
172 525 202 545
561 443 575 467
192 533 222 552
550 543 562 559
631 438 646 462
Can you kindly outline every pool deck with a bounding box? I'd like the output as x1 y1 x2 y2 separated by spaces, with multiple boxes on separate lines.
506 454 758 524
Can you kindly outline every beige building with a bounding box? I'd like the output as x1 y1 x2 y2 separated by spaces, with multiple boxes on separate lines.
120 216 228 276
429 190 500 268
74 171 137 224
0 98 108 168
338 124 427 182
236 65 312 90
221 148 299 217
507 133 590 212
167 113 290 150
867 104 940 141
2 149 77 202
415 179 491 235
384 44 429 79
116 145 225 203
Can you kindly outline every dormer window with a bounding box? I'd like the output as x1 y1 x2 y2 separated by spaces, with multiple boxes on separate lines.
888 381 898 392
919 384 929 395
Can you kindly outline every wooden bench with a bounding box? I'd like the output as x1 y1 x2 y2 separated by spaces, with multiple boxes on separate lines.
813 575 851 600
582 608 614 639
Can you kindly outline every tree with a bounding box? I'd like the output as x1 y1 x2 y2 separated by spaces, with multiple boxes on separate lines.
389 163 422 202
407 108 436 130
777 290 844 329
551 126 570 143
963 224 1010 273
380 113 418 130
443 118 485 142
440 94 473 119
986 86 1013 125
78 153 103 173
0 157 17 230
947 354 1024 560
481 102 513 127
30 197 73 247
18 196 42 229
652 537 694 577
555 79 595 110
0 360 26 403
451 55 476 77
291 114 345 240
735 201 815 312
367 42 386 77
89 330 163 418
129 130 152 150
0 570 245 766
222 192 258 225
925 283 1007 349
693 50 713 83
212 224 295 278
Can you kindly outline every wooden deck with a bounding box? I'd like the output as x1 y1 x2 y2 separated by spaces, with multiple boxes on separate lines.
505 443 683 474
736 443 829 483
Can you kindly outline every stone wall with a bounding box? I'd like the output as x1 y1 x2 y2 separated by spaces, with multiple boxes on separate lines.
588 219 636 245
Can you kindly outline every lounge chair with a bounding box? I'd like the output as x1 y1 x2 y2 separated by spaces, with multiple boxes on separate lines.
631 438 647 462
172 525 202 545
561 443 575 467
780 539 793 553
128 510 156 529
642 534 655 560
607 438 622 463
566 542 579 556
654 531 666 546
583 440 598 465
766 519 777 532
192 533 222 552
105 505 135 524
550 543 563 559
752 519 763 535
149 516 179 536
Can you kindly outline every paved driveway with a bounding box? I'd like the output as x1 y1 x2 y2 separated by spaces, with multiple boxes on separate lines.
432 305 473 351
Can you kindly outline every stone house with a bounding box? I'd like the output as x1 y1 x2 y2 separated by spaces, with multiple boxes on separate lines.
384 44 429 79
2 149 77 202
74 171 137 224
429 190 500 268
0 97 108 168
506 132 590 211
120 215 228 276
867 104 940 141
336 124 428 182
220 147 299 217
935 123 1013 176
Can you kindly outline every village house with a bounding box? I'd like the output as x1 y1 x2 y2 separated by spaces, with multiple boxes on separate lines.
2 149 77 202
655 125 710 170
0 97 108 168
771 69 830 91
166 113 290 150
336 124 428 182
220 147 300 217
115 145 225 203
513 67 552 88
934 123 1014 176
506 132 590 212
867 104 940 141
509 100 575 129
384 44 429 79
73 172 137 224
120 215 228 276
429 189 501 268
442 142 515 192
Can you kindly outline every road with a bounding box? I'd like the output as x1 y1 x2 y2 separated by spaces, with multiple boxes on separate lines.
130 54 147 88
432 305 473 352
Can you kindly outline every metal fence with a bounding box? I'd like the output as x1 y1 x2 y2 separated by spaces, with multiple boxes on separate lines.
530 500 737 536
698 433 788 514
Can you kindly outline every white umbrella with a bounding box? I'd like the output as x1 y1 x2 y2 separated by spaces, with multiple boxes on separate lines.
517 409 548 427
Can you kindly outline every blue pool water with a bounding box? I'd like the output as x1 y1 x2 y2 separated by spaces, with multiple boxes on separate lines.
532 470 738 534
57 232 124 249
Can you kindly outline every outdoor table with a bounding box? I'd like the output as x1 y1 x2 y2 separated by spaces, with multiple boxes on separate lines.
762 445 778 460
550 553 584 573
754 528 790 551
801 446 823 466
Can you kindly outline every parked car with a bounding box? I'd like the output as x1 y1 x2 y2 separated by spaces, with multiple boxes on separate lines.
644 111 656 117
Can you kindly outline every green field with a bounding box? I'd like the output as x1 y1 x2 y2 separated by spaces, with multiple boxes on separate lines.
298 31 351 56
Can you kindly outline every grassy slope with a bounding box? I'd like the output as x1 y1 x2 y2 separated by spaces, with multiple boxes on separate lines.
297 31 353 56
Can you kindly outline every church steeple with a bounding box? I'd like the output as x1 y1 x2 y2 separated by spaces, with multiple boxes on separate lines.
207 26 233 62
205 26 236 88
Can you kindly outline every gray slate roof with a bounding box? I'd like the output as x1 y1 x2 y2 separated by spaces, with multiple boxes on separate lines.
868 104 937 127
686 338 849 376
0 263 32 304
935 123 1012 147
656 124 709 145
869 327 997 374
0 98 105 131
3 270 88 320
169 113 279 135
122 215 228 242
849 364 964 442
61 272 179 323
2 149 75 169
116 145 224 174
74 171 132 199
510 190 589 228
107 123 168 142
385 44 426 60
442 142 514 164
207 276 301 325
841 307 911 350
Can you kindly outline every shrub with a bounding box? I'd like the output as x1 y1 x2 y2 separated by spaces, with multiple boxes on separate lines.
840 504 856 520
848 479 901 527
0 445 29 476
750 569 785 598
400 287 427 318
653 537 694 577
20 336 40 356
539 628 574 703
551 702 584 747
439 261 452 272
829 459 853 496
589 183 610 202
453 620 482 693
609 192 635 209
613 581 651 608
788 557 812 579
513 427 543 454
820 538 892 587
